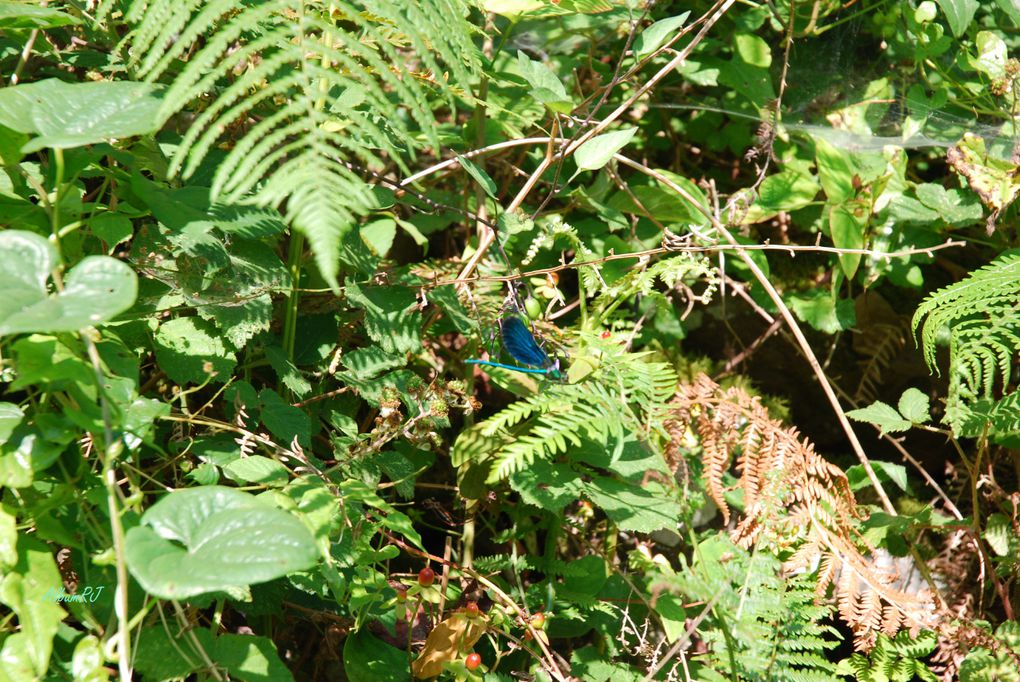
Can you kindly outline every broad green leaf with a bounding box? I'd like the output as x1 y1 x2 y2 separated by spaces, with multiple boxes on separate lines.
734 33 771 68
71 636 109 682
847 400 912 434
361 218 397 257
0 79 164 153
0 403 23 446
223 455 290 487
343 629 411 682
153 317 236 385
887 195 940 224
0 3 81 29
934 0 978 36
134 626 206 680
974 31 1008 80
787 290 856 334
457 155 498 199
996 0 1020 23
633 12 690 58
0 428 64 489
582 477 680 533
125 486 318 599
871 460 908 492
742 171 820 223
655 594 687 643
484 0 542 14
510 459 584 510
574 128 637 172
897 388 931 424
815 138 856 204
0 231 137 336
829 204 866 279
212 632 294 682
135 627 292 682
259 389 311 449
89 212 133 248
0 536 66 676
516 51 573 113
0 507 14 567
915 183 982 225
606 169 709 224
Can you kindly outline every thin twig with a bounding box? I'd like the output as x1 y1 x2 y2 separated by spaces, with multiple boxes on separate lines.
453 0 738 291
615 155 898 514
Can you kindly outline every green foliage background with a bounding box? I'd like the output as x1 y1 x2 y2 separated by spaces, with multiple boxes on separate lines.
1 1 1020 680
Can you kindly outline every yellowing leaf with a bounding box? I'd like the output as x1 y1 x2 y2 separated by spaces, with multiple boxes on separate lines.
411 613 487 679
946 133 1020 233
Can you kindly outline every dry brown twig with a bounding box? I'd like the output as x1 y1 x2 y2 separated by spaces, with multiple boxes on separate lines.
666 374 942 650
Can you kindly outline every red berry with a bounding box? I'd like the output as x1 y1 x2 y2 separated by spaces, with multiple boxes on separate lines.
465 653 481 670
465 601 479 617
530 612 546 630
418 566 435 587
600 330 612 339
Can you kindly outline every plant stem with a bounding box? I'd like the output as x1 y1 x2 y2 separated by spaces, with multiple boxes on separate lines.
282 230 304 365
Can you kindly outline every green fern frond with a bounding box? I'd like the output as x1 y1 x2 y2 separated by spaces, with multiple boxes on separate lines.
472 349 677 481
912 251 1020 434
118 0 478 288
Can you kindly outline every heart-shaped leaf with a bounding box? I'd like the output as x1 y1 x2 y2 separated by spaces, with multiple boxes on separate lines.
125 486 319 599
0 231 137 336
0 79 164 153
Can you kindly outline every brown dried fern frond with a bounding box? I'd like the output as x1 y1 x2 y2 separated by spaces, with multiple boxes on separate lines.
665 374 941 650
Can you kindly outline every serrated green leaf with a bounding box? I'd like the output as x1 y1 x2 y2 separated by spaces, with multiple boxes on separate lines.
847 401 912 434
259 389 311 449
516 51 573 112
154 317 236 385
897 388 931 424
265 346 312 398
914 183 983 225
583 477 680 533
345 281 421 355
742 171 820 223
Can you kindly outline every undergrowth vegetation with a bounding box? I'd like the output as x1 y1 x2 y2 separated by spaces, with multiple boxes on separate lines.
1 1 1019 680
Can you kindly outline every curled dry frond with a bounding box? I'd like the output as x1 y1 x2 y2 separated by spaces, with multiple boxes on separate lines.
666 374 941 650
